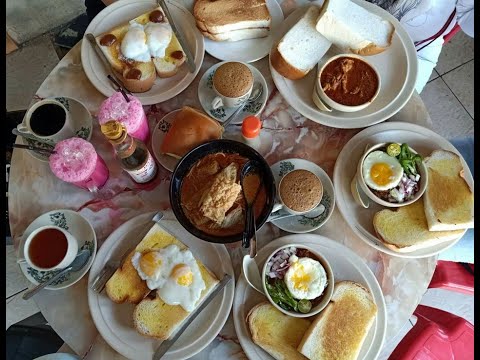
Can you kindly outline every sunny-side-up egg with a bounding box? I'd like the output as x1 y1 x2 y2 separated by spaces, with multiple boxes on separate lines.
131 244 206 312
120 22 151 62
362 150 404 191
284 255 327 300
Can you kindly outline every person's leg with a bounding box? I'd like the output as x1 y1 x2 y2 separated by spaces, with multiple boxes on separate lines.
85 0 106 23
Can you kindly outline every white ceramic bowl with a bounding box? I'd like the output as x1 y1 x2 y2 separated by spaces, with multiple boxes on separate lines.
316 54 381 112
357 142 428 208
262 243 334 318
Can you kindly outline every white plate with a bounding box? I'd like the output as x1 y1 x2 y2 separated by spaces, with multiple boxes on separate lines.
17 209 97 290
198 61 268 124
34 354 80 360
201 0 284 63
269 158 335 233
21 96 93 162
269 2 418 129
87 212 235 360
81 0 205 105
151 109 181 172
333 122 473 258
233 234 387 360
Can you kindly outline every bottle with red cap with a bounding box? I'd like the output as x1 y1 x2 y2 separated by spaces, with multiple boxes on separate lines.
241 115 261 151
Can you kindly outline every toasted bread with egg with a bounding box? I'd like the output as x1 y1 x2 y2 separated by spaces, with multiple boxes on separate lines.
297 281 377 360
373 198 465 252
423 150 474 231
95 6 185 92
133 261 219 340
160 106 223 159
247 302 312 360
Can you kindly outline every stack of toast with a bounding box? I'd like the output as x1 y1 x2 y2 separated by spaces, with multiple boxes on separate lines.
95 6 186 93
105 223 219 339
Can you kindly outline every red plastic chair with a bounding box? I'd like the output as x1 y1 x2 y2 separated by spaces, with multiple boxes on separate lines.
389 261 474 359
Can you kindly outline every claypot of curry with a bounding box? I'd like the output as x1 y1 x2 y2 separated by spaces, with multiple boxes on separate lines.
170 139 276 243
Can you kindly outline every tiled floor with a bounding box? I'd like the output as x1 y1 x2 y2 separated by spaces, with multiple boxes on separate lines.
5 23 474 358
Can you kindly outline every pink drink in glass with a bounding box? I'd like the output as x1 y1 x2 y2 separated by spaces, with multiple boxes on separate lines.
49 138 109 191
97 92 150 143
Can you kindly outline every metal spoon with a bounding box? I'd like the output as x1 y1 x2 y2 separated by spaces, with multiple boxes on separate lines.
267 203 326 222
22 249 90 300
240 160 266 295
222 83 263 129
12 129 53 147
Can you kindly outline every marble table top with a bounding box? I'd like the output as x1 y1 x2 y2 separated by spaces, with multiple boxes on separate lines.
9 1 439 359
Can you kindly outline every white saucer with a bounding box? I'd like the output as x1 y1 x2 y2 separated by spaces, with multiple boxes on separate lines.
20 96 93 162
198 61 268 125
270 158 335 233
201 0 284 63
151 109 181 172
17 209 97 290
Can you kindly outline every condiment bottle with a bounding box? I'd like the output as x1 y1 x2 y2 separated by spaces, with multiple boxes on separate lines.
101 120 157 184
241 115 261 151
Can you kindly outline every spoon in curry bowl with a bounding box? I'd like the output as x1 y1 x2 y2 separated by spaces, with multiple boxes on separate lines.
240 160 266 295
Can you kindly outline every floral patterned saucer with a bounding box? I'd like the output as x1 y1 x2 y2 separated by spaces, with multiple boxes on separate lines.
17 209 97 290
20 96 93 162
197 61 268 125
269 158 336 233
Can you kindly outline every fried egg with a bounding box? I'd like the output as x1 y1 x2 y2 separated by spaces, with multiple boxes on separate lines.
144 22 172 58
131 245 206 312
120 22 151 62
284 255 327 300
362 150 404 191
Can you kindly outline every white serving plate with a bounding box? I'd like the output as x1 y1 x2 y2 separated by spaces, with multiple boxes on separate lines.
81 0 204 105
333 121 473 258
233 234 387 360
87 212 235 360
269 1 418 129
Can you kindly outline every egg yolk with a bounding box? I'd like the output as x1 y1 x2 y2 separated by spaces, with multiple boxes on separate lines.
370 162 394 186
290 263 311 292
139 251 162 277
171 264 193 286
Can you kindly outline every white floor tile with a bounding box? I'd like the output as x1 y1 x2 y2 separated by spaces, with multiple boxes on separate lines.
6 245 31 298
6 292 40 330
435 31 474 75
442 60 474 118
420 78 474 138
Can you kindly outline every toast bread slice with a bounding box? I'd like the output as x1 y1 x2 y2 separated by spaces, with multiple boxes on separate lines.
373 198 465 252
423 150 474 231
200 27 269 42
297 281 377 360
247 302 312 360
270 6 331 80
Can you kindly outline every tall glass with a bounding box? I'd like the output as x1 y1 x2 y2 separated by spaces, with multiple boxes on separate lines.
49 138 109 192
97 92 150 143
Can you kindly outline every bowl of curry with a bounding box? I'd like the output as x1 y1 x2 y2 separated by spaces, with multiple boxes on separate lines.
317 54 381 112
170 139 276 243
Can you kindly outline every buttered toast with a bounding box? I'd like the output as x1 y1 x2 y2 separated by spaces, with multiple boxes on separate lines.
95 6 185 92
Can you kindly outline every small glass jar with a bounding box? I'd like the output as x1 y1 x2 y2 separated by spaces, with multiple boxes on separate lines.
241 115 261 151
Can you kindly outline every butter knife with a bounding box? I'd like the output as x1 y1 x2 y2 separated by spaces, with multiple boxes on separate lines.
152 274 232 360
90 211 164 293
84 33 132 94
158 0 196 73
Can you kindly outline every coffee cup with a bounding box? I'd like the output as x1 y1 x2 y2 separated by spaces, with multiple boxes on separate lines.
17 97 76 146
272 169 324 215
211 62 254 109
22 225 78 271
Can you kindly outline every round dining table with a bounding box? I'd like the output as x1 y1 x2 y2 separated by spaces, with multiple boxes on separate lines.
8 1 440 359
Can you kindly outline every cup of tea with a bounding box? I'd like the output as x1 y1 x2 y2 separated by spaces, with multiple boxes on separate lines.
17 97 76 146
272 169 324 215
211 62 254 109
23 225 78 271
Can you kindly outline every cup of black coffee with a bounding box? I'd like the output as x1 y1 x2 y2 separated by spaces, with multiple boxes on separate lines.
17 97 76 145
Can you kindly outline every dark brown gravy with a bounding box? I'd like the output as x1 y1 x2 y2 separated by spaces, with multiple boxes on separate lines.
28 228 68 268
180 153 266 236
320 56 379 106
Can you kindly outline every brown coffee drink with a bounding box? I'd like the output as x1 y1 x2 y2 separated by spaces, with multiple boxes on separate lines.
279 169 323 212
212 62 253 98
